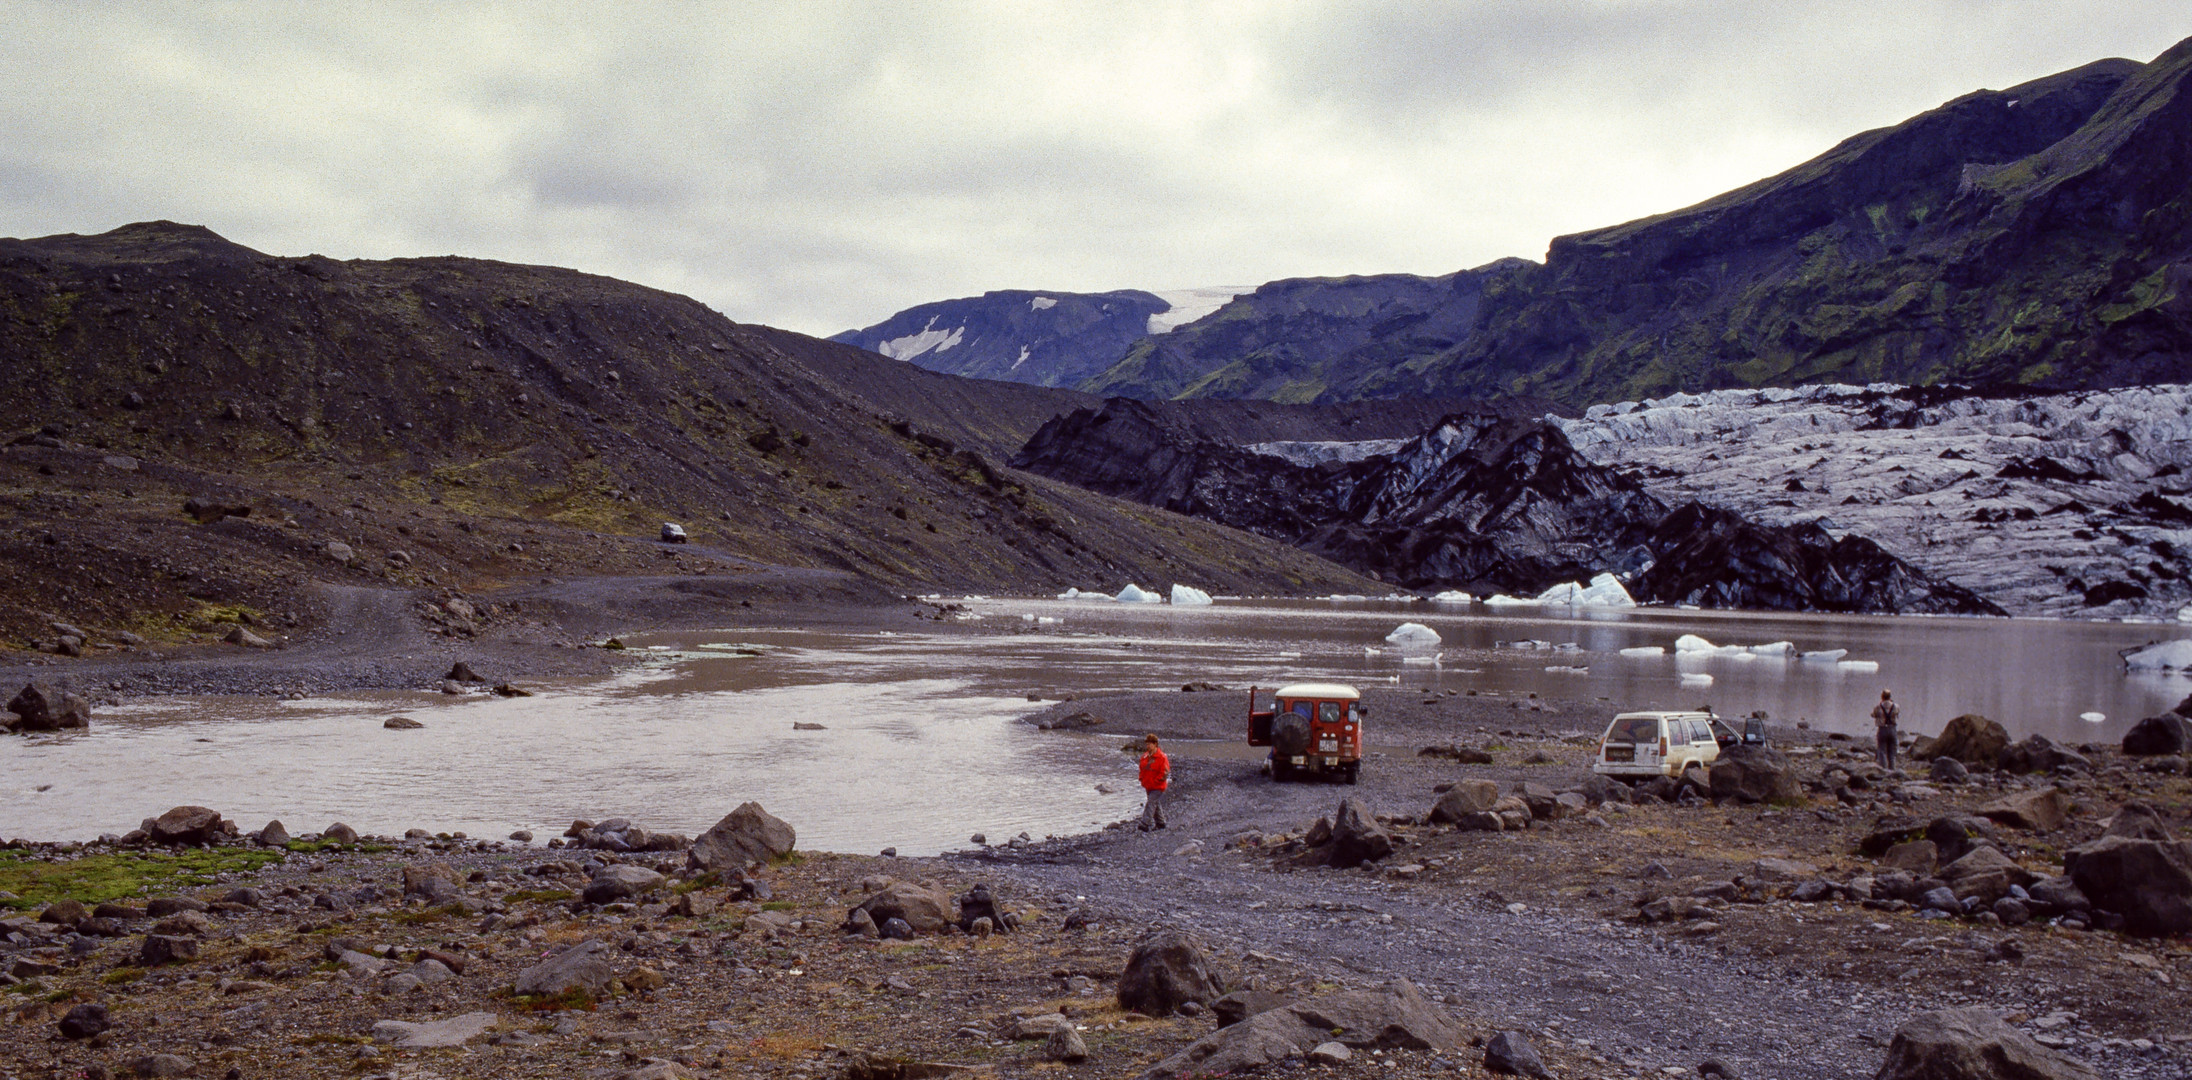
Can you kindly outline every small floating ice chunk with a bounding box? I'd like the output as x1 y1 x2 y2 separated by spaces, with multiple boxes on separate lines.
1058 587 1113 601
1800 649 1848 663
1837 659 1881 673
1675 634 1723 655
2124 639 2192 671
1170 584 1214 606
1545 665 1589 674
1679 672 1715 687
2079 711 2106 723
1619 646 1665 658
1745 641 1795 658
1431 590 1474 603
1385 622 1442 647
1322 593 1371 602
1115 583 1164 603
1481 594 1532 606
1401 654 1442 666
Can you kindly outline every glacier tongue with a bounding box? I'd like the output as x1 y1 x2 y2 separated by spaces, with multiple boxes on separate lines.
1557 383 2192 619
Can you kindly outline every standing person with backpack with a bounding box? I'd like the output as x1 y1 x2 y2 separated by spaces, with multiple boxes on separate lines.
1871 690 1900 770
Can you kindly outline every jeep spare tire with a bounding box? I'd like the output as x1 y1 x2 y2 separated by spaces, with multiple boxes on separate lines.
1271 713 1311 758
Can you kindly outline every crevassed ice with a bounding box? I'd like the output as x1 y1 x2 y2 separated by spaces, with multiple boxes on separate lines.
1245 439 1408 467
1170 584 1214 606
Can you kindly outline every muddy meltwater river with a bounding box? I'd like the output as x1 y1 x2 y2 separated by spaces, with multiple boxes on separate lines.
4 598 2188 853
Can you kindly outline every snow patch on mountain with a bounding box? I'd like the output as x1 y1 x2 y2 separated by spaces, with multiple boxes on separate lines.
1029 296 1057 310
1146 286 1253 334
878 316 965 361
1555 384 2192 619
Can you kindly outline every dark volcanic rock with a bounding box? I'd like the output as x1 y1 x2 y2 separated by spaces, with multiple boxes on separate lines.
1876 1007 2101 1080
1117 929 1227 1017
1326 798 1395 868
2063 834 2192 935
1131 978 1461 1080
2123 713 2191 756
1708 744 1798 804
148 805 225 846
687 803 795 872
1914 714 2010 767
5 681 91 732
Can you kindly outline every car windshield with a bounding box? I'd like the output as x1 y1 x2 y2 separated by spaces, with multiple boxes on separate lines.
1606 717 1660 743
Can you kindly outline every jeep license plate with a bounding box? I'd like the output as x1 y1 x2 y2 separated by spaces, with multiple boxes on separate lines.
1604 745 1633 762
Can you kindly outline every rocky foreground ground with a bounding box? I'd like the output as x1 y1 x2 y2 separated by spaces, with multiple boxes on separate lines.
5 677 2191 1079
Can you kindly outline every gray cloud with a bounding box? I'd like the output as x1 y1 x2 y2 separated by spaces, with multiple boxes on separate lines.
0 1 2183 335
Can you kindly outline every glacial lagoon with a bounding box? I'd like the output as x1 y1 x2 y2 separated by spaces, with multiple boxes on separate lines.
4 597 2186 854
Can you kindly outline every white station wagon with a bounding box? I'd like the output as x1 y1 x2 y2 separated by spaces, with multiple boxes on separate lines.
1591 711 1736 780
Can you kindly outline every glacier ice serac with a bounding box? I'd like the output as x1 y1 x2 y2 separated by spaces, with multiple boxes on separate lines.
2124 639 2192 672
1384 623 1442 647
1170 584 1213 606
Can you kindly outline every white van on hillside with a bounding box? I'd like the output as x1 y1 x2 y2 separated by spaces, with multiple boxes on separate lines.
1592 711 1736 780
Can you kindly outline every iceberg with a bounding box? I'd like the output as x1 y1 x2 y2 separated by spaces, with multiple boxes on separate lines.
1401 654 1442 666
1058 587 1114 601
2079 711 2106 723
1679 672 1715 687
1170 584 1214 606
1674 634 1724 655
1745 641 1795 658
1799 649 1848 663
2124 639 2192 672
1115 584 1164 603
1431 590 1474 603
1836 659 1881 673
1619 646 1665 657
1545 665 1589 674
1481 594 1534 606
1384 622 1442 646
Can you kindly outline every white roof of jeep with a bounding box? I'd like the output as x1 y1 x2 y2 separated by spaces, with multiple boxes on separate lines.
1610 710 1714 720
1275 683 1360 701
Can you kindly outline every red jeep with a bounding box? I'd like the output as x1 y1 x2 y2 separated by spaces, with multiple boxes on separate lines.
1248 683 1364 784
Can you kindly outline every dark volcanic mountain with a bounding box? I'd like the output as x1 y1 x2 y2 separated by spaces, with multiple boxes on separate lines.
1013 398 2003 615
831 289 1173 388
1057 38 2192 407
0 223 1381 646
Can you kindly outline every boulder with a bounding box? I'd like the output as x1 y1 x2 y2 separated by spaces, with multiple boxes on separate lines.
1875 1007 2101 1080
514 940 616 998
1709 744 1797 804
1011 1013 1074 1040
402 862 465 901
1878 840 1937 875
1924 815 1999 864
848 880 953 934
259 820 290 847
1911 714 2008 767
582 864 667 904
57 1002 110 1040
2026 875 2092 916
372 1011 500 1048
1328 798 1394 867
148 805 225 846
447 661 486 683
1428 780 1501 823
1927 756 1968 784
688 802 796 872
1938 846 2038 905
383 716 424 730
2063 835 2192 936
5 682 92 732
324 822 360 844
1977 788 2069 832
1130 979 1461 1080
2104 801 2175 842
1117 929 1227 1017
1484 1030 1553 1078
1042 1025 1089 1063
1211 989 1289 1028
1997 734 2090 774
141 934 199 965
1858 816 1926 857
2123 714 2190 757
130 1054 195 1078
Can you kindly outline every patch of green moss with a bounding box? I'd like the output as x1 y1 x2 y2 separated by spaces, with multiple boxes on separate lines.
503 888 574 904
0 847 285 911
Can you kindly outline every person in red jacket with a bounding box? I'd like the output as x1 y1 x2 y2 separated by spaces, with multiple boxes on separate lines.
1138 733 1170 831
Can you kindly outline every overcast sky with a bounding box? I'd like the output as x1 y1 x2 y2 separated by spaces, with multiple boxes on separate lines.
3 3 2184 336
